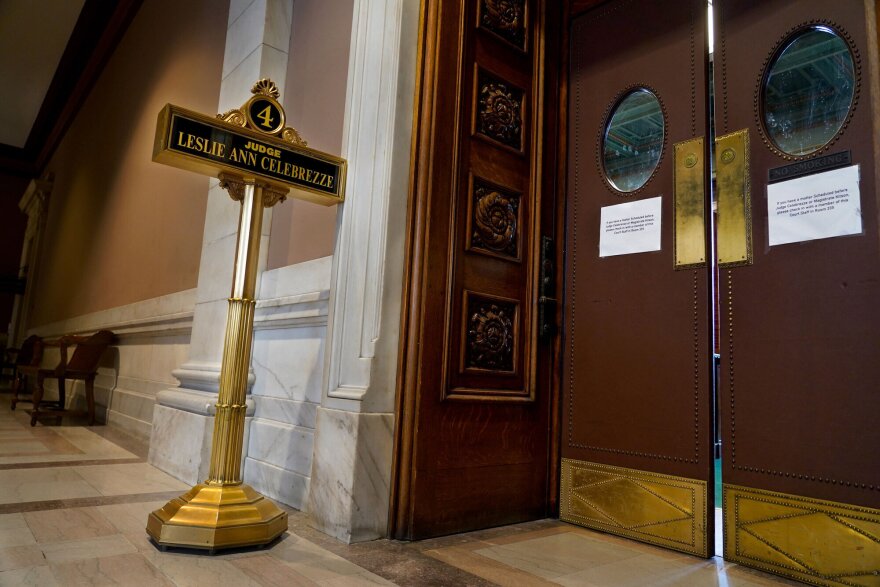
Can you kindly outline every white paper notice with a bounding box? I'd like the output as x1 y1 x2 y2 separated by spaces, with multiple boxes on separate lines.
599 196 662 257
767 165 862 246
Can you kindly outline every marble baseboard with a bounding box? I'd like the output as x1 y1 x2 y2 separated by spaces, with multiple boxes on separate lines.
243 456 309 511
246 418 313 476
105 409 151 443
308 408 394 543
147 404 213 485
253 396 317 429
148 400 252 486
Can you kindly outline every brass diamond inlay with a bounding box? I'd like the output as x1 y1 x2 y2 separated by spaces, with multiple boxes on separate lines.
561 459 707 557
725 484 880 586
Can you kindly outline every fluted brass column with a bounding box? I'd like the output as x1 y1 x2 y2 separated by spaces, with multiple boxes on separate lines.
147 174 289 551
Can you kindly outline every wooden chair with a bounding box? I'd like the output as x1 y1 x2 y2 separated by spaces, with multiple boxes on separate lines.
21 330 114 426
8 336 44 410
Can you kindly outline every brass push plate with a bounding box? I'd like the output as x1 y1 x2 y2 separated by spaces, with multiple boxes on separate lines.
673 137 707 269
715 129 753 267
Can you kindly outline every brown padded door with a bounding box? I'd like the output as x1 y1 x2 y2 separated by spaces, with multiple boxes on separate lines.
562 0 715 557
717 0 880 582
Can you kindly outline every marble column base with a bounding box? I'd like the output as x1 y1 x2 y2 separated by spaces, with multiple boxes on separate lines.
148 388 254 485
308 407 394 543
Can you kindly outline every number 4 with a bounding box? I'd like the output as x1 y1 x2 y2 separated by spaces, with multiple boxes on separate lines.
257 105 274 128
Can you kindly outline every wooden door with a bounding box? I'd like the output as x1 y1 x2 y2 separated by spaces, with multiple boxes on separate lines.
561 0 715 558
392 0 562 539
717 1 880 582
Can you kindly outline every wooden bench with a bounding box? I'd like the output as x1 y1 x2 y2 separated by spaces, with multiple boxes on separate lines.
6 335 44 410
20 330 114 426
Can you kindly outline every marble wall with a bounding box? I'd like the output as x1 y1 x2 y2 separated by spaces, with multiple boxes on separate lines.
27 290 196 441
244 256 332 510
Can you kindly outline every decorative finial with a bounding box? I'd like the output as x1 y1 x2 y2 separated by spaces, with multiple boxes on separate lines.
251 79 281 100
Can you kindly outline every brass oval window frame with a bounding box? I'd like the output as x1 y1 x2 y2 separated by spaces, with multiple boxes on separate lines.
598 86 667 196
756 22 861 161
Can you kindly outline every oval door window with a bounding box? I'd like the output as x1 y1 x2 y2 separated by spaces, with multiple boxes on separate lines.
603 89 665 192
762 26 855 156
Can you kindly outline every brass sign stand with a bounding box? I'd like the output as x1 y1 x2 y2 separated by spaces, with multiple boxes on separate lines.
146 80 345 551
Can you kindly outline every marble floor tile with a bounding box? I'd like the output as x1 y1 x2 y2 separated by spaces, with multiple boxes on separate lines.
72 463 189 496
285 554 378 583
267 532 344 564
0 441 49 456
95 500 167 537
318 571 397 586
0 514 27 530
24 506 116 543
51 428 136 459
426 545 554 586
40 534 138 564
230 554 320 586
140 549 265 587
0 564 58 586
50 552 173 586
0 545 45 573
0 526 36 548
0 467 100 504
475 531 643 579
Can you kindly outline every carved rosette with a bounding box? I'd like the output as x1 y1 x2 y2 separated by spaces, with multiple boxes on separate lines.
465 295 516 372
471 179 519 258
479 0 526 49
477 71 523 150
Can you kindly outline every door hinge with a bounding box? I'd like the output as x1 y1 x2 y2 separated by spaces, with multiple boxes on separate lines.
539 236 556 338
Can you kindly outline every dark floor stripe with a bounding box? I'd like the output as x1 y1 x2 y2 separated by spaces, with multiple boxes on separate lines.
0 457 144 470
0 490 183 514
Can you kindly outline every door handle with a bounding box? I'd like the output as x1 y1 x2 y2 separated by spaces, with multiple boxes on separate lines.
539 236 556 338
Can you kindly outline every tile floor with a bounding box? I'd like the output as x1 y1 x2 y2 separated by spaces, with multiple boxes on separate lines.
0 385 801 586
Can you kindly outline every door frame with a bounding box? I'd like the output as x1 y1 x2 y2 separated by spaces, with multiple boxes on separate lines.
389 0 570 539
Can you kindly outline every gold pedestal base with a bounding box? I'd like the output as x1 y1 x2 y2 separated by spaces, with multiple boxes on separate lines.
146 482 288 551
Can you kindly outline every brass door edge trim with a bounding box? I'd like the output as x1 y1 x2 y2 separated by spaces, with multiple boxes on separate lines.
715 128 753 268
560 458 708 557
723 484 880 586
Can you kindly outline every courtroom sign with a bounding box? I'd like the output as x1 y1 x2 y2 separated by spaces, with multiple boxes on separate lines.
153 80 346 205
147 79 344 552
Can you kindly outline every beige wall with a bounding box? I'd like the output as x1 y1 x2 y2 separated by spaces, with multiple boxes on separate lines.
0 173 29 331
30 0 228 327
267 0 354 269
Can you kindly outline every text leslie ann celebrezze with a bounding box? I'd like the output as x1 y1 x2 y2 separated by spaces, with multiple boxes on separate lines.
175 132 334 189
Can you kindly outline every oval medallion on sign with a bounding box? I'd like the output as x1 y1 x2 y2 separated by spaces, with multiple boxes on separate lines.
246 96 285 135
762 26 855 157
602 89 665 193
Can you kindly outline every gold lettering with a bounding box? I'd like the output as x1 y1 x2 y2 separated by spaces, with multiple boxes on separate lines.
261 156 271 171
326 175 334 189
176 132 186 146
256 105 274 128
228 148 239 162
246 152 257 166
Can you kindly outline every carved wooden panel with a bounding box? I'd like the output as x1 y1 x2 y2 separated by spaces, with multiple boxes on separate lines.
463 291 518 372
392 0 560 540
475 68 525 151
478 0 527 50
468 176 521 260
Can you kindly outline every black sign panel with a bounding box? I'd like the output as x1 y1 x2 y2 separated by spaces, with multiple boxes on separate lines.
768 150 851 184
153 105 345 204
